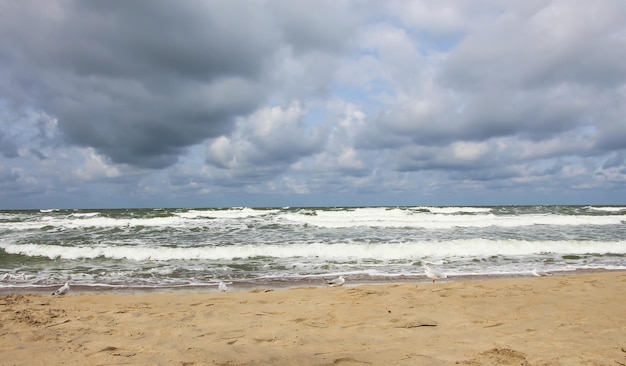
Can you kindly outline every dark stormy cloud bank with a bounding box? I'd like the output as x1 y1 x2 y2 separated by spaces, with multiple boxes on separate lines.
1 0 625 208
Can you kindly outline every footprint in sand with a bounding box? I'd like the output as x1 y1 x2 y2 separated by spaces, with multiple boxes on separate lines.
458 347 530 365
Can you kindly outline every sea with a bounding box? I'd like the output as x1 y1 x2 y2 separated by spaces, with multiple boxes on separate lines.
1 206 625 292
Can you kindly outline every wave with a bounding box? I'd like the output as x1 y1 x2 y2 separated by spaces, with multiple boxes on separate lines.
3 239 625 262
281 209 624 228
69 212 100 218
418 206 492 214
5 215 190 231
3 206 625 232
586 206 626 212
174 208 279 219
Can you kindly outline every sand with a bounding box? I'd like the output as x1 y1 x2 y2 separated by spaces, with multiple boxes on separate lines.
1 272 625 365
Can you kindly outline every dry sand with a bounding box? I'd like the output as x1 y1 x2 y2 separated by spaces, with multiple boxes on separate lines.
1 272 625 365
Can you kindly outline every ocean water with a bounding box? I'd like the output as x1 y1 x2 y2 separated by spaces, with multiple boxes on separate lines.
1 206 625 291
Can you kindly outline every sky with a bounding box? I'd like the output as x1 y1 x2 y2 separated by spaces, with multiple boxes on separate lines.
1 0 626 209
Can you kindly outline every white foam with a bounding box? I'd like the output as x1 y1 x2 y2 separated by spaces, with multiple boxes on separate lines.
280 208 624 229
174 208 278 219
3 239 624 262
70 212 100 218
0 272 37 281
586 206 626 212
5 207 624 232
419 206 492 214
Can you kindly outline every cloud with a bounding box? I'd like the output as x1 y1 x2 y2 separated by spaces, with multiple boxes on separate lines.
352 1 626 181
1 0 625 208
0 0 358 169
204 102 326 187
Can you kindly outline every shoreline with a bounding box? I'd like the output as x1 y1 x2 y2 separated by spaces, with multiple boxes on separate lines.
1 271 625 365
1 267 622 295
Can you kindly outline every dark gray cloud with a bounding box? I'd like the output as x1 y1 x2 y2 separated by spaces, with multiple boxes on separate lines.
0 0 356 169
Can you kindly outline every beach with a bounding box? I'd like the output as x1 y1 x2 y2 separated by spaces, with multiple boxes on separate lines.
1 272 625 365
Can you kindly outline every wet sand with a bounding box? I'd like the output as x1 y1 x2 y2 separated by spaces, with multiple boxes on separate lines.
1 271 625 365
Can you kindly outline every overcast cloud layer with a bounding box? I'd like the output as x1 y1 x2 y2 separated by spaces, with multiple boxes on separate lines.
1 0 625 209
